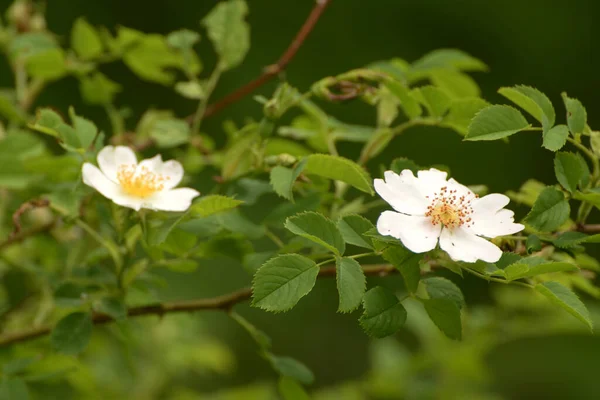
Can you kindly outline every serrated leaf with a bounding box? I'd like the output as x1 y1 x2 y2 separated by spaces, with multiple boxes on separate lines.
383 79 422 119
562 92 587 135
336 257 366 313
505 262 578 281
50 312 93 355
201 0 250 70
337 214 375 250
554 151 586 193
542 124 569 151
382 246 422 293
69 107 98 149
252 254 318 312
360 286 407 338
304 154 373 194
431 69 480 98
423 298 462 340
441 97 489 136
412 85 451 117
535 281 592 329
71 18 103 60
498 85 555 131
553 231 600 248
523 187 570 232
423 277 465 309
267 354 315 384
285 212 345 255
278 377 310 400
270 159 307 202
465 105 530 141
190 195 243 217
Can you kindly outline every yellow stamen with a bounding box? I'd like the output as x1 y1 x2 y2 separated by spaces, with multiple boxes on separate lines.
117 164 168 198
425 186 475 229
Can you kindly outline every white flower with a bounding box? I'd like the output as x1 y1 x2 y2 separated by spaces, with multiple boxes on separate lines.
375 168 524 263
82 146 200 212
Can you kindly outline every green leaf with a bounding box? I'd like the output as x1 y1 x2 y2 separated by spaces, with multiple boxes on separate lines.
423 298 462 340
270 159 307 202
535 281 592 329
252 254 319 312
0 378 29 400
382 246 422 293
526 234 542 253
505 261 578 281
591 131 600 157
573 191 600 211
190 195 243 217
423 277 465 309
174 81 204 99
69 107 98 149
267 354 315 385
304 154 373 194
79 73 121 105
523 187 570 232
390 157 421 174
71 17 103 60
94 297 127 320
383 79 422 119
230 311 271 349
561 92 587 135
201 0 250 70
412 85 451 117
0 93 26 123
411 48 488 73
336 257 366 313
166 29 200 50
50 312 93 355
441 97 489 136
359 286 407 338
498 85 555 131
159 259 198 273
278 377 310 400
542 124 569 152
149 118 190 148
465 105 530 141
430 69 480 98
554 151 586 193
337 214 375 250
553 231 600 248
26 48 67 80
285 212 345 255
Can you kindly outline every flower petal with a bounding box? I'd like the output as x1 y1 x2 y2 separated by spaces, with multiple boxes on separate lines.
97 146 138 182
439 227 502 263
417 168 449 194
82 163 146 211
470 209 525 238
377 210 441 253
472 193 510 216
145 188 200 212
137 155 184 189
374 170 429 215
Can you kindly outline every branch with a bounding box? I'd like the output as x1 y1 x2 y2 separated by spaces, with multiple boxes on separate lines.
0 263 394 347
187 0 332 122
0 221 55 251
10 198 50 237
578 224 600 234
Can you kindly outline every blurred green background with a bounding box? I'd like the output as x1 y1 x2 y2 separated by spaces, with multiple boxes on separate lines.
2 0 600 398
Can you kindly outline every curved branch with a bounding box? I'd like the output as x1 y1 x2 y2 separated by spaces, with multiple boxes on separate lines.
187 0 332 122
0 263 394 347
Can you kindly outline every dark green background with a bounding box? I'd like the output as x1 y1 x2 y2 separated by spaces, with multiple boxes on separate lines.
3 0 599 398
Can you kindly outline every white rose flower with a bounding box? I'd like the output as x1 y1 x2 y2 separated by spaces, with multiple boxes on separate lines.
82 146 200 212
375 168 524 263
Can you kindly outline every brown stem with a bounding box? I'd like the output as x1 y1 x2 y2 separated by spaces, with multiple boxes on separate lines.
10 199 50 237
186 0 332 122
0 221 55 251
578 224 600 234
0 262 394 347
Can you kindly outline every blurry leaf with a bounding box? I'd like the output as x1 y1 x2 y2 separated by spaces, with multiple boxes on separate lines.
562 92 587 135
190 195 243 217
160 228 197 255
304 154 373 194
376 85 398 127
264 138 311 158
591 131 600 157
3 356 40 376
498 85 555 131
573 190 600 211
423 298 462 340
441 97 489 136
50 312 93 355
79 73 121 105
278 377 310 400
174 81 204 99
47 188 83 218
524 187 570 232
252 254 318 312
268 354 315 385
336 257 366 313
69 107 98 149
149 118 190 148
0 92 26 123
9 32 57 59
554 151 587 193
221 131 259 180
285 212 345 256
159 259 198 273
0 130 45 160
506 179 546 207
0 157 38 189
337 214 375 250
505 261 578 281
542 124 569 152
554 231 600 248
217 210 264 239
166 29 200 50
0 378 29 400
390 157 421 174
382 246 422 293
465 105 530 141
422 277 465 309
26 48 67 80
535 281 592 329
270 158 307 202
360 286 407 338
412 85 451 117
230 311 271 349
94 297 127 320
147 215 187 246
383 79 421 119
526 234 542 253
71 17 103 60
411 48 488 73
430 69 480 98
201 0 250 70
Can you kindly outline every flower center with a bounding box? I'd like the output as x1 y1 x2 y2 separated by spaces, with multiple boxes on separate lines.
425 186 476 229
117 164 168 198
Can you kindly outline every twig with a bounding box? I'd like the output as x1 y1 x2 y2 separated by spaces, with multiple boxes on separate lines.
579 224 600 234
0 262 394 347
0 221 55 251
10 199 50 237
187 0 332 122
